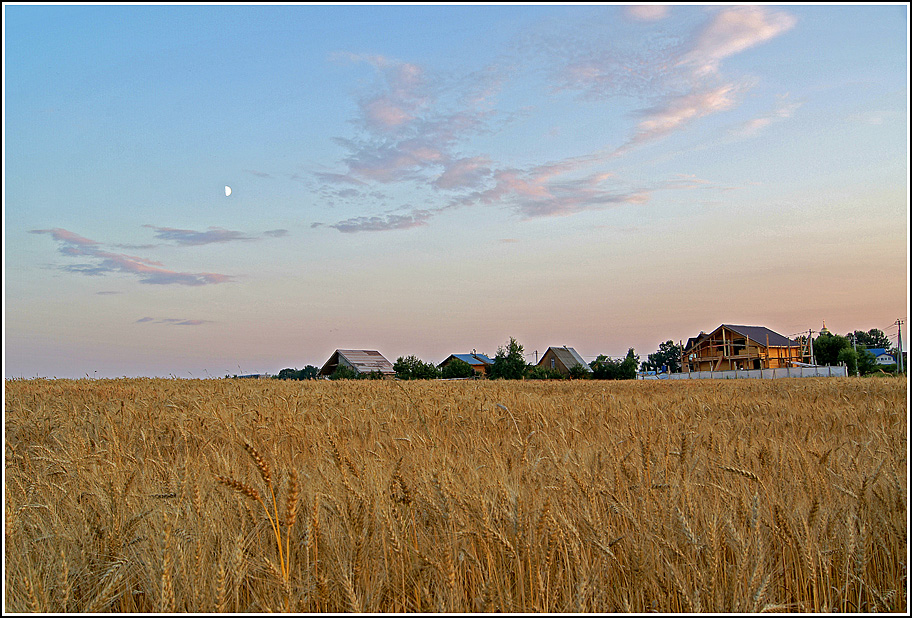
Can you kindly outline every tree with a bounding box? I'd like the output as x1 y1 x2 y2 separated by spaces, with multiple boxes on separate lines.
619 348 639 380
393 355 441 380
642 341 681 373
329 365 358 380
441 358 475 379
857 348 879 376
591 348 639 380
847 329 892 350
489 337 527 380
527 365 564 380
568 363 591 379
276 365 319 380
837 347 858 376
813 332 852 366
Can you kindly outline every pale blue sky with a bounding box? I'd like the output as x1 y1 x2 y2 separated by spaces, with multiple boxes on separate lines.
4 3 909 378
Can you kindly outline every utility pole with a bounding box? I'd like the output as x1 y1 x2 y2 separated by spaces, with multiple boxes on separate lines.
896 319 904 374
851 332 859 377
808 329 816 366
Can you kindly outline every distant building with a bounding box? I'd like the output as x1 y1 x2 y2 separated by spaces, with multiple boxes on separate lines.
318 349 395 377
438 353 494 376
237 373 270 379
866 348 896 365
537 346 592 376
683 324 804 372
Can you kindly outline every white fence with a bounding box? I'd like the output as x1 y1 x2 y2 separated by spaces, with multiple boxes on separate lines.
638 365 849 380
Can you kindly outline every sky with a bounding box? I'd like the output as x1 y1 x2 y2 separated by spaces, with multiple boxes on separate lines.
3 3 909 379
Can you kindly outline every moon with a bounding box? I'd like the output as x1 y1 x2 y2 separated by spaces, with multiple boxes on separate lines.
225 186 232 197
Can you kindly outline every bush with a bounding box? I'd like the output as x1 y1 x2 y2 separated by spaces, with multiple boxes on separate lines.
526 366 565 380
393 355 441 380
441 358 476 379
329 365 358 380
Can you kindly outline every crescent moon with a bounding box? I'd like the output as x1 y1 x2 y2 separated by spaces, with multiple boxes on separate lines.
225 186 232 196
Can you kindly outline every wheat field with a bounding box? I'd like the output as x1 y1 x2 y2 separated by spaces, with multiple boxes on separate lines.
4 377 907 613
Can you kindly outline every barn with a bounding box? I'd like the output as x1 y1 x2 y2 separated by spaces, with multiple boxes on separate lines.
318 349 396 377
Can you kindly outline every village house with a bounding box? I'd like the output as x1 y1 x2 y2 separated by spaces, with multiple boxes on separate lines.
537 346 592 376
682 324 805 372
318 349 396 377
437 352 494 376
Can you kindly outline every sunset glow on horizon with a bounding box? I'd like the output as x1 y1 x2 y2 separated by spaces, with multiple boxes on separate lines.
4 3 908 379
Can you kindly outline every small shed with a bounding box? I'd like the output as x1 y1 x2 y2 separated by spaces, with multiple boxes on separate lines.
318 349 395 377
438 353 494 376
537 346 592 376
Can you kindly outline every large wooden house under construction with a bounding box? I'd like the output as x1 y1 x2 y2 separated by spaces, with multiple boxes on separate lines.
682 324 806 372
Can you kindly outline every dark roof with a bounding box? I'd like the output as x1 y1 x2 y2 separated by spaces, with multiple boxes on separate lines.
723 325 797 347
684 325 798 351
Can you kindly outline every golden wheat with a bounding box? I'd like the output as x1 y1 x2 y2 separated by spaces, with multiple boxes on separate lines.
3 376 907 612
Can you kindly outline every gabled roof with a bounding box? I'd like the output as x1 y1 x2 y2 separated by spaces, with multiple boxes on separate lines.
685 324 797 351
540 346 592 371
438 353 494 368
319 349 395 375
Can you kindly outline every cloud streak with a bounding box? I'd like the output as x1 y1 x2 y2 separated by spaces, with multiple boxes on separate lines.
30 228 234 286
143 225 253 246
136 317 214 326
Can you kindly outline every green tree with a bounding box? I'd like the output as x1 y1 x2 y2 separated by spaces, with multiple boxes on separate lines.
837 347 858 376
591 348 639 380
441 358 476 379
642 341 681 373
393 355 441 380
813 332 852 366
619 348 639 380
857 348 879 376
489 337 527 380
847 329 892 350
568 363 591 379
329 365 358 380
527 365 564 380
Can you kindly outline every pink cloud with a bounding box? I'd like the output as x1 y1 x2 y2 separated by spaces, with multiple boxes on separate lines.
624 5 670 22
30 228 234 286
681 6 798 77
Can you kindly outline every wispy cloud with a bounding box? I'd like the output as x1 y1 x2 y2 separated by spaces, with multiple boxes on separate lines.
136 317 214 326
143 225 253 246
263 229 290 238
328 210 433 233
624 5 671 22
729 98 802 138
30 228 234 286
679 6 798 78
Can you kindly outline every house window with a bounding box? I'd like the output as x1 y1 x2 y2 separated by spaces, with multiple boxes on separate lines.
550 358 555 369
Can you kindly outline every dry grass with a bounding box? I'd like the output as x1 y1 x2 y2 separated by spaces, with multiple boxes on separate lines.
4 377 907 612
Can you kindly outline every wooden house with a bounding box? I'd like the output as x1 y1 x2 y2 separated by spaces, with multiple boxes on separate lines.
537 346 592 376
682 324 805 372
318 349 395 377
437 353 494 376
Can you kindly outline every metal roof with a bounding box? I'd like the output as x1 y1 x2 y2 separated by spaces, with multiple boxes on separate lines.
453 353 494 365
320 349 395 375
542 346 592 371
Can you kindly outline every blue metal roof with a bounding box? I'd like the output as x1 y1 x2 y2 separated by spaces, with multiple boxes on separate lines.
450 353 493 365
